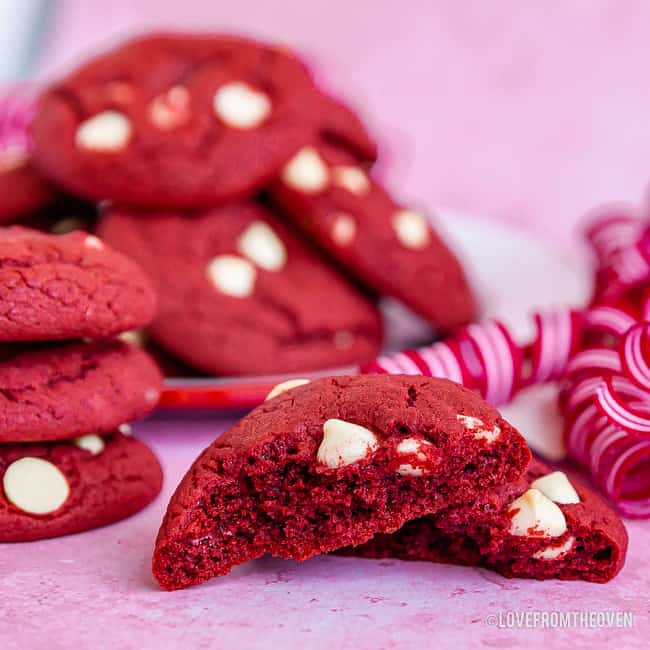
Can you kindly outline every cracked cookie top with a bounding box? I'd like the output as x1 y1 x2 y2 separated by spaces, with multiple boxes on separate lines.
152 375 530 589
0 226 156 342
0 339 162 442
98 201 383 375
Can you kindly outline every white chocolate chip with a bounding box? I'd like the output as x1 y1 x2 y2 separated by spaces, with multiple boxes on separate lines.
530 471 580 505
397 464 424 477
456 414 484 429
0 145 28 172
206 255 257 298
145 388 160 404
474 426 501 443
533 536 575 560
508 488 567 538
317 419 378 468
281 147 329 193
396 437 433 476
84 235 104 250
392 209 431 249
149 85 191 130
118 329 148 347
265 378 311 401
213 82 271 129
73 434 105 456
331 213 357 246
396 437 431 460
236 221 287 271
3 457 70 515
75 110 132 152
50 217 87 235
456 414 501 443
118 423 133 436
332 166 370 195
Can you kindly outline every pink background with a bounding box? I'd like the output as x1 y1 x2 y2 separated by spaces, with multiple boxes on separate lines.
4 2 650 648
38 0 650 249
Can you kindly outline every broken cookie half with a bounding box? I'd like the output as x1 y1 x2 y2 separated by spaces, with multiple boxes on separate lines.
153 375 530 589
343 458 627 583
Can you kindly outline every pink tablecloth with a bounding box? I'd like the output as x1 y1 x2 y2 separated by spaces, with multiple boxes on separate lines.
3 2 650 648
2 416 648 650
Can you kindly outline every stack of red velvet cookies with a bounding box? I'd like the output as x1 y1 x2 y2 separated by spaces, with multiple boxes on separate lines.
1 33 478 377
0 228 163 541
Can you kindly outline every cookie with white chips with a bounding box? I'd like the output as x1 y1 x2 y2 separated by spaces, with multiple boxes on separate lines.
0 430 162 541
152 375 530 589
346 458 628 583
272 142 477 332
32 33 376 207
98 201 383 376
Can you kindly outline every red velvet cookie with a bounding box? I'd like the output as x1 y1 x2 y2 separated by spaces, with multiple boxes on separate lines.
98 203 383 375
32 33 376 207
0 430 162 542
0 86 57 222
0 226 156 342
271 142 477 332
0 160 56 223
345 459 627 583
0 339 162 443
152 375 530 589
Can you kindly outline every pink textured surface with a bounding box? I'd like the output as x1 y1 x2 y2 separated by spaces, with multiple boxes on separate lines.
1 417 647 649
2 2 648 647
